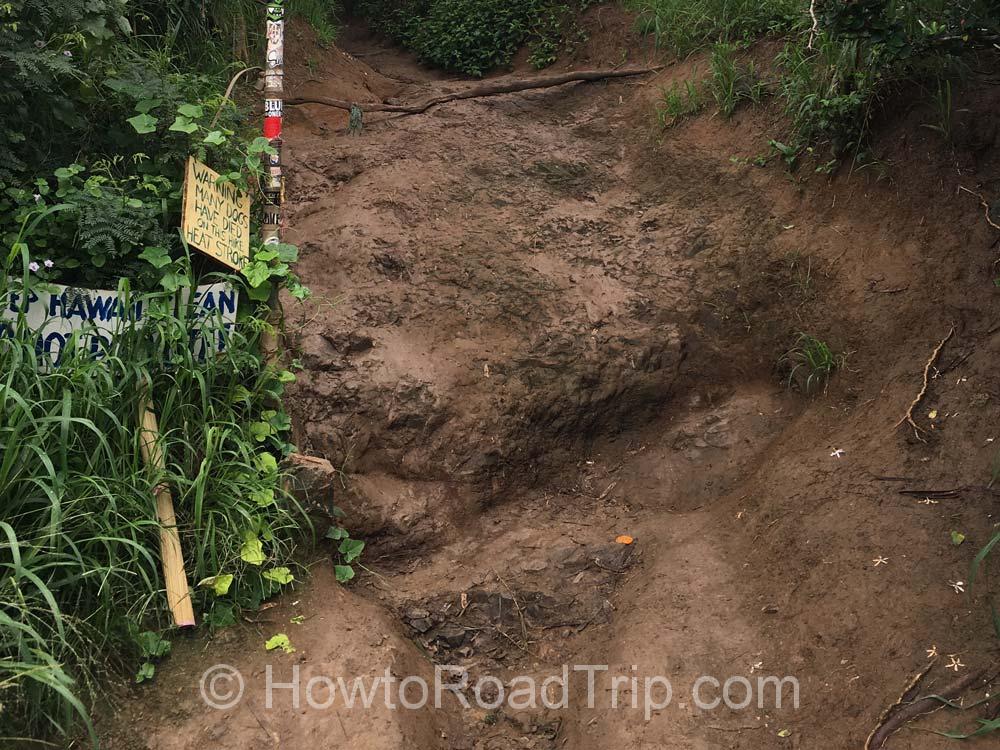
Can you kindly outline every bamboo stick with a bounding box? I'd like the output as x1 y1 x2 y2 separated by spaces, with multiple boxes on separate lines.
139 395 196 628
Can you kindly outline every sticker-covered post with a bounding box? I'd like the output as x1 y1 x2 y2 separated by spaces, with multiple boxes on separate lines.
263 0 284 246
261 0 285 361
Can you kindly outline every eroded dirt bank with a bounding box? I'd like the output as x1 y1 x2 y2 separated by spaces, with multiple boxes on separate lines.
101 13 1000 750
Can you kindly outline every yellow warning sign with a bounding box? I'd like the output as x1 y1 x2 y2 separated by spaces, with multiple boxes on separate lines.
181 157 251 271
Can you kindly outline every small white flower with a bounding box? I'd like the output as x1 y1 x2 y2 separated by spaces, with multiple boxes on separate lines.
872 556 889 567
830 449 846 458
27 261 39 273
949 580 965 594
946 655 964 672
63 50 73 57
926 645 938 659
43 259 53 268
32 193 42 204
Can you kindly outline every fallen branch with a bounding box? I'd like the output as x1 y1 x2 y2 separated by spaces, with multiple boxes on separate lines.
865 667 987 750
287 67 663 116
894 326 955 439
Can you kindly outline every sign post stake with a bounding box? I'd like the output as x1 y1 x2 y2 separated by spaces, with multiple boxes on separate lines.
139 390 196 628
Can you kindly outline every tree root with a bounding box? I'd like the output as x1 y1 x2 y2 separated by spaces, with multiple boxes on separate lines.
865 666 991 750
286 67 663 116
893 326 955 440
959 186 1000 232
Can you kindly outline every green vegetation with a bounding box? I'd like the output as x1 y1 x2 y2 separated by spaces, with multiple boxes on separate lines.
637 0 1000 162
656 44 765 125
657 78 704 126
356 0 595 75
628 0 799 53
778 333 845 394
709 42 764 117
0 0 349 743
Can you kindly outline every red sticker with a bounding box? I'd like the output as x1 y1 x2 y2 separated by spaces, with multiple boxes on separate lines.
263 117 282 139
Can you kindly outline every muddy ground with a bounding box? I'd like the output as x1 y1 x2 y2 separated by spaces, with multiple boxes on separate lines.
101 8 1000 749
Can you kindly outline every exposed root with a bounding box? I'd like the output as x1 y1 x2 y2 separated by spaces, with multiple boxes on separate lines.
492 569 529 649
287 67 663 116
958 186 1000 231
865 666 987 750
893 326 955 440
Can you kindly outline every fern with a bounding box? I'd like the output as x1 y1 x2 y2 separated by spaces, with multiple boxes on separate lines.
74 189 169 273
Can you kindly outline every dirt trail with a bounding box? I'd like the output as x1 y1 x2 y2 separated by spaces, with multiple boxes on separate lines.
102 13 1000 750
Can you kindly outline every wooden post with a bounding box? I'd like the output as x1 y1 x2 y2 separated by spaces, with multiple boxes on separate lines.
139 394 196 628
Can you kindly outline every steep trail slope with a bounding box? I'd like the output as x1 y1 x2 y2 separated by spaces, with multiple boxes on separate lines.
100 15 1000 750
279 20 1000 747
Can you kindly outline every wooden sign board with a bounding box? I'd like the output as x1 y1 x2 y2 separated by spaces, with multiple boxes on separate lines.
2 280 238 367
181 157 251 270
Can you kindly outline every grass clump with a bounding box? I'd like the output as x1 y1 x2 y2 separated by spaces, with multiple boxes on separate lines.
656 43 766 127
708 42 765 117
657 78 705 126
778 333 845 394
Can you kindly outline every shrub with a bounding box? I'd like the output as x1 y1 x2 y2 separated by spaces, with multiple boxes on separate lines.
357 0 593 76
0 264 308 740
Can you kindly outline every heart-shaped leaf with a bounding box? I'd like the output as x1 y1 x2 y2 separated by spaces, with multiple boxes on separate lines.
127 113 158 133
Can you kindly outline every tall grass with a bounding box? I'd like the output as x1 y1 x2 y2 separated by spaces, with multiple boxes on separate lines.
0 256 308 741
708 42 765 117
626 0 802 53
128 0 339 61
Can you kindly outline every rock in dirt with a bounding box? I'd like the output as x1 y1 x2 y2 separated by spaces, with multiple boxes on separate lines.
408 617 435 633
285 453 338 522
434 625 468 649
286 455 445 537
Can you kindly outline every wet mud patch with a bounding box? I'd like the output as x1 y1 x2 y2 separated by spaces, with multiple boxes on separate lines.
400 543 639 669
527 159 611 197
